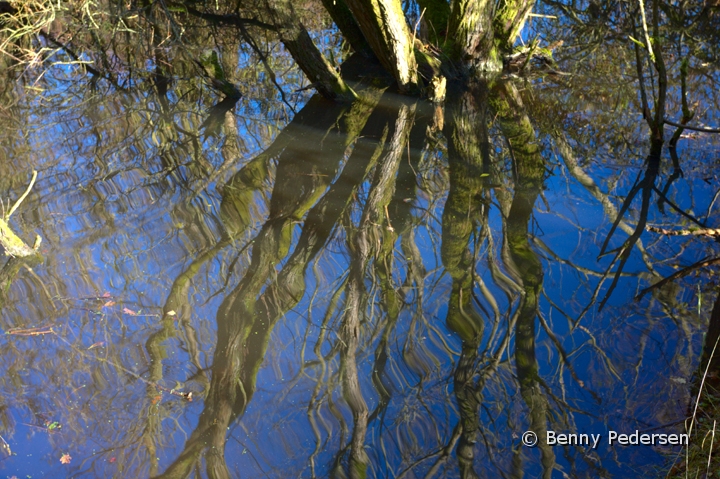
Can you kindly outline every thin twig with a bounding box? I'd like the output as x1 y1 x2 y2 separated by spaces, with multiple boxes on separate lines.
6 170 37 219
688 334 720 438
6 326 55 336
0 433 11 456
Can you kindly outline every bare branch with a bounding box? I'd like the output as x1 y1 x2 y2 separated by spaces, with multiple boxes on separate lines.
664 119 720 134
636 256 720 300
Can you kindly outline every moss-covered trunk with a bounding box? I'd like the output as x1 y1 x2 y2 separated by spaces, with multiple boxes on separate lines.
343 0 418 92
446 0 498 71
493 0 535 51
491 81 555 479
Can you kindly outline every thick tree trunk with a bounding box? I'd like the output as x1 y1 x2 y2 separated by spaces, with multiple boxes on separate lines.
446 0 534 72
700 287 720 382
265 0 356 100
342 0 418 92
446 0 499 71
441 85 488 342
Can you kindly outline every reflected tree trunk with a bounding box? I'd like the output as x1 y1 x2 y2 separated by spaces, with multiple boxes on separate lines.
492 81 555 479
369 107 429 422
336 99 415 478
155 85 385 478
699 288 720 388
441 83 491 479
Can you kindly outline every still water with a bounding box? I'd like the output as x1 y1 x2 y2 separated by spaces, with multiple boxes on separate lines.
0 13 719 479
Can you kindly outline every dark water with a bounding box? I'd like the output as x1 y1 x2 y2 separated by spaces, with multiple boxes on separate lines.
1 8 720 479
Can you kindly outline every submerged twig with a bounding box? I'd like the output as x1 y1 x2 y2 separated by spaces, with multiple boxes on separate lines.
6 325 55 336
6 170 37 219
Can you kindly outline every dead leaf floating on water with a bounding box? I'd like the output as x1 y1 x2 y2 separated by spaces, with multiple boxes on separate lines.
60 453 72 464
123 307 137 315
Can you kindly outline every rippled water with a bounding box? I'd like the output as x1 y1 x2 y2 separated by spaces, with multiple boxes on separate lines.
1 20 720 479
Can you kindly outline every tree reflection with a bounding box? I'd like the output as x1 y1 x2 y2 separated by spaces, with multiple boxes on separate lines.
1 3 719 477
149 75 587 477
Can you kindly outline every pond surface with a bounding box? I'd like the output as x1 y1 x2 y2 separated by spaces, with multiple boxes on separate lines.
1 8 720 479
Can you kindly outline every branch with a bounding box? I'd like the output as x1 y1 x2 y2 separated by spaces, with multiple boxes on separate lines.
646 226 720 237
638 0 655 63
40 31 125 90
636 256 720 300
236 20 296 113
175 4 276 31
669 55 694 149
6 170 37 219
651 185 706 227
664 119 720 134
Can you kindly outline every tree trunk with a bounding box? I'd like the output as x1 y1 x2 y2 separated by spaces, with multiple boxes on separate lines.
265 0 356 100
343 0 418 92
700 287 720 383
493 0 535 51
493 81 555 479
446 0 499 71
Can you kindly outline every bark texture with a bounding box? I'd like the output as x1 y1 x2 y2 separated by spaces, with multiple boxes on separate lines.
493 0 535 51
446 0 499 71
343 0 418 92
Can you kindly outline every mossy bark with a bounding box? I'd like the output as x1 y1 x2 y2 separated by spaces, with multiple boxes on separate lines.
439 84 492 479
441 84 489 342
491 80 555 479
0 219 38 258
339 100 415 478
343 0 418 92
446 0 500 72
493 0 535 51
